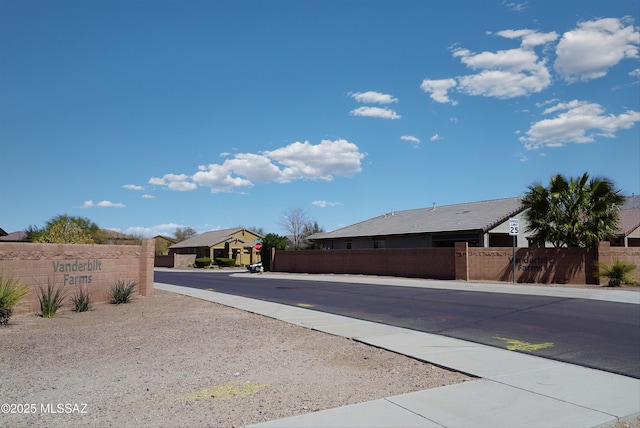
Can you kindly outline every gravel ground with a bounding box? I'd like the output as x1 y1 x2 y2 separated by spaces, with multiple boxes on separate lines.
0 290 471 428
2 283 637 428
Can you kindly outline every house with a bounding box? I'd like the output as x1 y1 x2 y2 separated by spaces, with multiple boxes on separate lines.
103 230 139 245
0 229 27 242
309 195 640 250
309 197 528 249
611 195 640 247
153 235 177 255
169 227 263 266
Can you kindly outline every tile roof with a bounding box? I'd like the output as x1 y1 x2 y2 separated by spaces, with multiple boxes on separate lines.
0 231 27 241
620 195 640 210
310 197 525 240
170 228 260 249
153 235 177 243
617 207 640 236
614 195 640 236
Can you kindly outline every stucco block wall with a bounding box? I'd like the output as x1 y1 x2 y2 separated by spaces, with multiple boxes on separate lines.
174 254 196 269
597 241 640 284
467 246 597 284
0 240 154 315
273 248 456 279
272 242 637 285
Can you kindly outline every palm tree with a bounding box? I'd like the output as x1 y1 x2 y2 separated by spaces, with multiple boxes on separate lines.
522 173 625 247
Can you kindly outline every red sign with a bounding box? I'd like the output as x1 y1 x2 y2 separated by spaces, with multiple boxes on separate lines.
254 242 263 251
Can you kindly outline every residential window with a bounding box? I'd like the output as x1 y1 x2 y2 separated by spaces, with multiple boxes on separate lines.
346 241 352 250
373 239 385 249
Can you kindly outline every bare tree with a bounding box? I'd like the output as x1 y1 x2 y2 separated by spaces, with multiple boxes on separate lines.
174 227 197 242
280 206 311 250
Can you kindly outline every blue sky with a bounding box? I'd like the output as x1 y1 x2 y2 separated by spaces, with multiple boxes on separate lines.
1 0 639 238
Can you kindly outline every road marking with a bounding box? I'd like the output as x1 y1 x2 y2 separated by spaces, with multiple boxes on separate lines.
493 336 554 352
297 303 314 308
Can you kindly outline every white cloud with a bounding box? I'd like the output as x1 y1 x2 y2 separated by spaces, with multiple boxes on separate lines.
142 194 155 199
82 200 125 208
192 164 254 193
400 135 421 148
455 45 542 70
457 65 551 98
312 200 342 208
502 1 528 12
153 139 366 194
148 174 197 191
496 29 558 49
452 42 553 98
520 99 640 150
554 18 640 82
424 29 557 102
148 177 166 186
630 68 640 78
350 106 401 119
350 91 398 104
221 153 284 182
265 139 365 181
430 134 442 142
122 223 186 238
420 78 457 104
123 184 144 191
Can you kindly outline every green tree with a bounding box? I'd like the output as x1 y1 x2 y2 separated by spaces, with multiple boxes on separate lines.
155 238 171 255
522 173 624 247
302 221 325 249
259 233 287 271
25 224 44 242
35 215 105 244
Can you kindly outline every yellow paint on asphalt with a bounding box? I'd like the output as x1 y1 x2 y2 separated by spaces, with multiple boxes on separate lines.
297 303 314 308
493 336 554 352
183 382 269 401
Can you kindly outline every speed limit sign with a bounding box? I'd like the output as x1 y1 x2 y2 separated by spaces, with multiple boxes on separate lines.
509 218 520 236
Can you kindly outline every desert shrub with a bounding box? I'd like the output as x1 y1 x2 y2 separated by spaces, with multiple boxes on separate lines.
215 257 236 267
194 257 212 268
110 279 137 304
37 280 66 318
71 287 92 312
0 273 30 326
596 259 637 287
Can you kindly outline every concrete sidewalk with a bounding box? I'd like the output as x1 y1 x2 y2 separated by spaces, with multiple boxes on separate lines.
154 275 640 427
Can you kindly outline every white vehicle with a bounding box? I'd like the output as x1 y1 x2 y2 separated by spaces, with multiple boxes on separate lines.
247 262 263 273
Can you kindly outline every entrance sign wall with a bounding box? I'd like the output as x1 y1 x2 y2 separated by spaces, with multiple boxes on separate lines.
0 240 155 315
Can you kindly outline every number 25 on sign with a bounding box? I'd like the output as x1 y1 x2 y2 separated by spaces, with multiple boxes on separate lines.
509 218 519 236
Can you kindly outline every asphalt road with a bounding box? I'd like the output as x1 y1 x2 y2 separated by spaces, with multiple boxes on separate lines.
154 271 640 379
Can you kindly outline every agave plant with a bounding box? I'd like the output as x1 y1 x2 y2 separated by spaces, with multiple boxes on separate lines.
109 279 137 304
596 259 637 287
37 280 66 318
71 287 92 312
0 273 30 326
